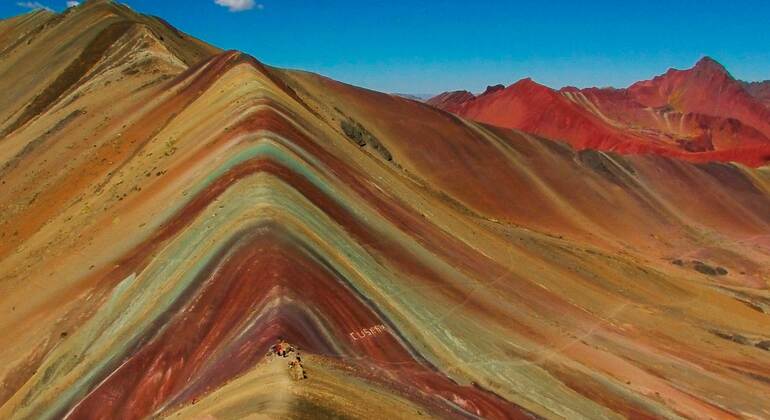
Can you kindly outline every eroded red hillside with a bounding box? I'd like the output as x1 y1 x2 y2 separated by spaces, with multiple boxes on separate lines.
743 80 770 107
428 58 770 167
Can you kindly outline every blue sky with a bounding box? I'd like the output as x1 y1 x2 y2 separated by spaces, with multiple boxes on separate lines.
3 0 770 94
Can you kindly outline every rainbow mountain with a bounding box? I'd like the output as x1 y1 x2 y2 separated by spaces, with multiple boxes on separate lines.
1 1 769 419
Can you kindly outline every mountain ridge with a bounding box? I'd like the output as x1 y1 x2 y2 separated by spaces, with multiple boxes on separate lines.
1 3 770 419
428 56 770 167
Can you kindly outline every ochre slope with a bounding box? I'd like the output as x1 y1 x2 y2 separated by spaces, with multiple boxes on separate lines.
1 2 770 419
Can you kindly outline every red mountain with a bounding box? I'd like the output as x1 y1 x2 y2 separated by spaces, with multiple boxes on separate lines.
742 80 770 107
428 57 770 166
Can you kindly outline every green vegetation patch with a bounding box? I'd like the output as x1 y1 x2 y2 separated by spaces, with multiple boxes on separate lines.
340 117 393 162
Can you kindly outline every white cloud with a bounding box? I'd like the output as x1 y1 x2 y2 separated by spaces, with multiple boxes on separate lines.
66 1 79 7
214 0 262 12
17 1 53 11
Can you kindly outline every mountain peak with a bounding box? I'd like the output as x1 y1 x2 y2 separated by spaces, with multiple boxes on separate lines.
692 56 731 77
480 84 505 96
695 56 722 67
509 77 552 93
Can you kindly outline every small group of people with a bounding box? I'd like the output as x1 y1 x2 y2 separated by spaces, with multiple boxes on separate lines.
288 355 307 381
270 338 295 358
269 338 307 380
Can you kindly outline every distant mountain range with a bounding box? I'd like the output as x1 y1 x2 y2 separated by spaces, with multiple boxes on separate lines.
391 93 436 102
429 58 770 167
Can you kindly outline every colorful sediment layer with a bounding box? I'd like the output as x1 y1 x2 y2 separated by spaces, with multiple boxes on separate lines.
1 1 769 419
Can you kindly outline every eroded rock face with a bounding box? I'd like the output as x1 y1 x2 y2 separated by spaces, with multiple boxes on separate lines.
1 2 770 419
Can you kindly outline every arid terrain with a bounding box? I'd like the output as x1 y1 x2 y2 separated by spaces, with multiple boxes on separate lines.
1 1 769 419
428 59 770 167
